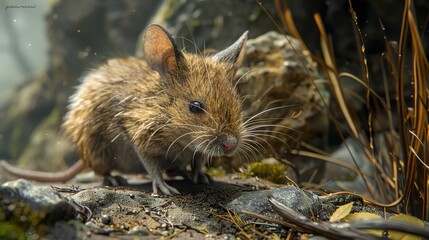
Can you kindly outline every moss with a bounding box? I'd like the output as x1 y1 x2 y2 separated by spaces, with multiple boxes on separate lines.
206 166 226 177
242 161 289 184
0 201 48 240
0 222 26 240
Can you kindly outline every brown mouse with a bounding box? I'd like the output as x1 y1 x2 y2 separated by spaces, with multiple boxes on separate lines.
1 24 248 195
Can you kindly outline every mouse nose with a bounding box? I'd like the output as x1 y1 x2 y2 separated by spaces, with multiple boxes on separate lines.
220 135 238 154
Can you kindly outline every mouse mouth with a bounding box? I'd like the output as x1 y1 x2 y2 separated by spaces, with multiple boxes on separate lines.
206 134 240 157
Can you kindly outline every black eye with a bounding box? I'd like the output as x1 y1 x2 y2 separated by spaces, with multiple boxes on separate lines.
189 101 205 114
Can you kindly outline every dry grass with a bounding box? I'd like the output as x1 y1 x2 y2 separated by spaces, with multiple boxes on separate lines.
273 0 428 220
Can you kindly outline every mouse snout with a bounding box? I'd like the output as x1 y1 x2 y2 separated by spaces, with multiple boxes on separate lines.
219 134 238 154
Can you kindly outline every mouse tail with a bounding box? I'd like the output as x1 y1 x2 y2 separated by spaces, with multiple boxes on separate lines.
0 159 85 183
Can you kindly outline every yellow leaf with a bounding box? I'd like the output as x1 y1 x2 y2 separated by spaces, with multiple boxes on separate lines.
329 202 353 222
343 212 382 221
389 214 425 240
343 212 383 237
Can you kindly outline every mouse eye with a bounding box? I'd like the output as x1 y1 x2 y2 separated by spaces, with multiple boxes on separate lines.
189 101 205 114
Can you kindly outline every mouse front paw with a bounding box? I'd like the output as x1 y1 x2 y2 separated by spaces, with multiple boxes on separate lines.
102 175 129 186
192 170 213 185
152 177 180 195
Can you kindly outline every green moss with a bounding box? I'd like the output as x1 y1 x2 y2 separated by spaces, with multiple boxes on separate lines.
0 201 48 240
243 162 289 184
0 222 26 240
206 166 226 177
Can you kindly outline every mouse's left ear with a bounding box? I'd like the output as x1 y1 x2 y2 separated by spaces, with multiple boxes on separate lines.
143 24 184 77
212 31 248 69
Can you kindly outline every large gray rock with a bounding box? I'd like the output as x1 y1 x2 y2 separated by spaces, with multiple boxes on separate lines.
227 186 332 221
0 180 77 239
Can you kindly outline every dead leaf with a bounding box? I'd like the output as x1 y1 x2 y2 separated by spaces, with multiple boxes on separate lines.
388 214 425 240
329 202 353 222
343 212 383 237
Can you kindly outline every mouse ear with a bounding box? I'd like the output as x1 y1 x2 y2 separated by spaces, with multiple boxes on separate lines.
212 31 248 68
143 24 184 77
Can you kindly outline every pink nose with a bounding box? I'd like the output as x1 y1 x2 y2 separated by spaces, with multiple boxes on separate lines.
221 136 238 153
223 141 236 152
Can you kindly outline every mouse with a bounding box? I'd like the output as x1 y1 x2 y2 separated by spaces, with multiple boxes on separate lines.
1 24 248 195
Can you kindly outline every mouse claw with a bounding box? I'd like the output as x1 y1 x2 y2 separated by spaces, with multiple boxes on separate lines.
102 175 129 186
192 171 213 185
152 178 180 195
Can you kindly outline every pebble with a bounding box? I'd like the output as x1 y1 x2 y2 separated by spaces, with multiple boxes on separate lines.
128 226 150 235
100 214 111 225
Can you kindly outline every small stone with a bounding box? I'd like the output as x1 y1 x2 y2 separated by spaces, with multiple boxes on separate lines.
159 230 169 236
129 193 135 199
128 226 150 236
85 221 99 229
100 215 111 225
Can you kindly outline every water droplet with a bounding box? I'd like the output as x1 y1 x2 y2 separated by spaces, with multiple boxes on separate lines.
28 43 32 47
132 9 136 13
77 29 80 33
13 19 16 23
94 52 97 56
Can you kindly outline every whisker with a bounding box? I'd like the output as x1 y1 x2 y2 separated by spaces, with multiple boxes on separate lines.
240 141 261 159
203 137 219 166
171 134 210 163
246 129 300 144
166 131 203 158
234 68 259 89
192 139 209 168
244 124 303 135
241 105 298 127
246 132 292 151
241 136 272 156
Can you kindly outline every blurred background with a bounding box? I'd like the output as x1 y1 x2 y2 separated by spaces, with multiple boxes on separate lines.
0 0 49 102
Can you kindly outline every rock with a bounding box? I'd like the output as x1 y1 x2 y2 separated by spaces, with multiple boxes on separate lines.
218 31 329 182
227 186 332 221
128 226 150 236
69 187 166 220
0 179 77 239
136 0 280 56
238 31 328 147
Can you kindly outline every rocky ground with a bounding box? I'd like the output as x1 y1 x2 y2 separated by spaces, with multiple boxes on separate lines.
0 172 293 239
1 169 398 240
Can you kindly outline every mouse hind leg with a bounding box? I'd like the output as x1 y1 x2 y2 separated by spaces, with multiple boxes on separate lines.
101 174 129 186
